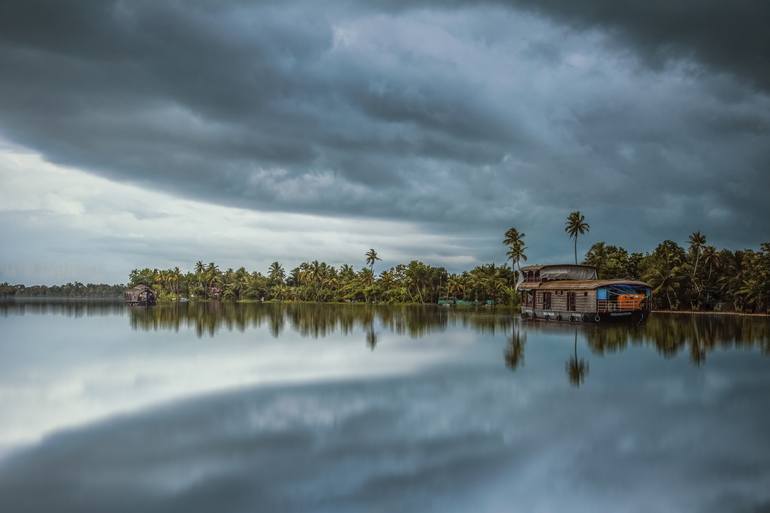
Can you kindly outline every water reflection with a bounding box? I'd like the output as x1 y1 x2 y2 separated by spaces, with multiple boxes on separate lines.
2 302 770 512
566 331 589 387
126 302 514 339
4 301 769 366
503 329 526 371
513 314 770 366
365 324 378 350
0 299 126 317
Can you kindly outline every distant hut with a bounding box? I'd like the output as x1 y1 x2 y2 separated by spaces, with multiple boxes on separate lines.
124 284 157 306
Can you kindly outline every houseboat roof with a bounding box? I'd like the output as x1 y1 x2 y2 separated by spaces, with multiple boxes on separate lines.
520 264 597 272
519 263 599 282
518 279 651 291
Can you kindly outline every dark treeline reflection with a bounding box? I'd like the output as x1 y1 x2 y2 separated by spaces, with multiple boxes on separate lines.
4 300 768 367
507 314 770 378
131 304 770 369
0 300 126 318
128 302 516 339
588 314 770 364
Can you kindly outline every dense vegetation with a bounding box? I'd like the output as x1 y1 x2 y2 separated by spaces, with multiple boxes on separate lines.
127 258 518 305
0 282 124 299
583 236 770 313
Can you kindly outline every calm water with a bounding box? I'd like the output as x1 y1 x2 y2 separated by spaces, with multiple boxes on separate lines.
1 302 769 513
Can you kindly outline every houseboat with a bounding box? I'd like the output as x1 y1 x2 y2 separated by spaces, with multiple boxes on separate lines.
517 264 651 322
124 284 157 306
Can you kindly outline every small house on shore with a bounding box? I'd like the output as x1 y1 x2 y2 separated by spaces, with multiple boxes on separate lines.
124 284 157 306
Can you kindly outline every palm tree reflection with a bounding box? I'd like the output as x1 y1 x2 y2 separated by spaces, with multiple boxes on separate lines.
566 330 589 387
366 324 378 350
504 328 526 371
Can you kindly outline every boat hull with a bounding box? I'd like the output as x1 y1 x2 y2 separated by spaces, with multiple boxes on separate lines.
520 308 648 323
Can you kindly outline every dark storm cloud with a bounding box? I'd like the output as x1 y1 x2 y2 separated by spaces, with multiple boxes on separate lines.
0 0 769 263
379 0 770 91
505 0 770 92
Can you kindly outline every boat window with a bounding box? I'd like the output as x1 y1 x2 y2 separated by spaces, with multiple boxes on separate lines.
542 292 552 310
567 292 576 311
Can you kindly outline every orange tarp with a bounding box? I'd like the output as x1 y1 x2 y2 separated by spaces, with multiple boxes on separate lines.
618 294 645 310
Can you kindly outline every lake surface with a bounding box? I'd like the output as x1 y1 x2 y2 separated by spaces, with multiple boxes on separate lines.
1 302 769 513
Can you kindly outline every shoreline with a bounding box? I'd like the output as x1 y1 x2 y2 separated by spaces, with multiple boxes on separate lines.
652 309 770 318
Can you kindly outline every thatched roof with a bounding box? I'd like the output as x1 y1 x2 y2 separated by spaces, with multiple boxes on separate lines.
128 284 154 292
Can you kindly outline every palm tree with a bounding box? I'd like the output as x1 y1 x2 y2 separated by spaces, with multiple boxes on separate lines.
503 227 527 273
171 266 182 299
268 261 285 285
688 231 706 274
194 261 206 298
565 211 590 264
688 231 706 297
702 245 720 281
365 249 381 274
645 265 685 310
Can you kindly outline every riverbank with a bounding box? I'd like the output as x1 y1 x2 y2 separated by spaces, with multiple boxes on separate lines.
653 309 770 318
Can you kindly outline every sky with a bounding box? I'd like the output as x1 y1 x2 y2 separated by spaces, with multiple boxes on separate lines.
1 0 769 284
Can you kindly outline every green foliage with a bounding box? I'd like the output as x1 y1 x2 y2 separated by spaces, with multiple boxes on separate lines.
121 259 518 305
0 282 124 298
582 235 770 313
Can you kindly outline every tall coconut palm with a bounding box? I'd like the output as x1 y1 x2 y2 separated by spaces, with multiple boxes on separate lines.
171 266 182 299
565 211 590 264
689 232 706 270
688 231 706 292
702 245 720 281
503 227 527 273
194 261 206 298
365 249 381 274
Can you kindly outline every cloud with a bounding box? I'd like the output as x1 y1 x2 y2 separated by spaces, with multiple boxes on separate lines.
0 0 768 278
500 0 770 92
0 150 477 283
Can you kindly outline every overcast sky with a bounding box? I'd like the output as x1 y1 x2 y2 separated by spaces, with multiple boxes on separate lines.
1 1 769 284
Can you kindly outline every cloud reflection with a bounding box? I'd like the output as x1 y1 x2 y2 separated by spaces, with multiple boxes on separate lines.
1 304 769 512
1 359 769 513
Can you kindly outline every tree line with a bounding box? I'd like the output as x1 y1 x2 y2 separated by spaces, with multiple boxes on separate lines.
0 282 125 299
126 256 518 305
581 236 770 313
2 211 768 312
